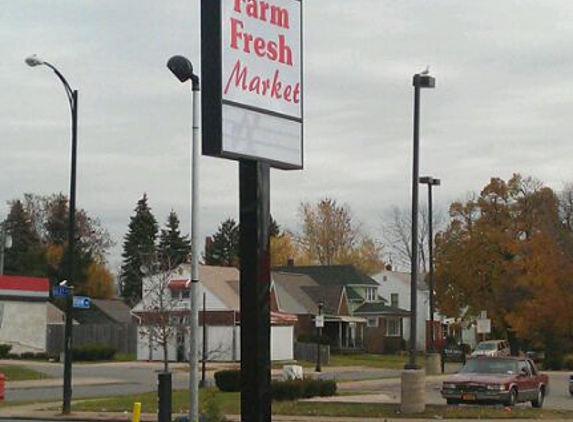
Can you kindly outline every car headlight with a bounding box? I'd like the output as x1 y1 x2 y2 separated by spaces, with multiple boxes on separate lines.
443 383 457 390
486 384 506 391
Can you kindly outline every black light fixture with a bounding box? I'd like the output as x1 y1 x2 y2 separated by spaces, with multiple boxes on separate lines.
419 176 441 352
167 55 199 87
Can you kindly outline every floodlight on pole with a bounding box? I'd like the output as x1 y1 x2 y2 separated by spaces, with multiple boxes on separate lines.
25 54 78 415
167 54 200 422
406 70 436 370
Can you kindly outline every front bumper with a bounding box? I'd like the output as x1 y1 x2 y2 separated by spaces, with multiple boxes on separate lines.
441 389 511 403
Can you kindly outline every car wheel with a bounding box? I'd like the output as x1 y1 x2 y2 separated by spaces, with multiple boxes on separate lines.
532 387 544 408
505 388 518 406
446 399 459 405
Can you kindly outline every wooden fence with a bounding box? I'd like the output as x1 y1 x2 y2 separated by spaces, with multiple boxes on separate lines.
47 323 137 356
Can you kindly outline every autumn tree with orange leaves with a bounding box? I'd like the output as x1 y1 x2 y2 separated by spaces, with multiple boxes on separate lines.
434 174 573 363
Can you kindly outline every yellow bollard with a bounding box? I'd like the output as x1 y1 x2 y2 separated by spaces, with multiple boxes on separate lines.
132 402 142 422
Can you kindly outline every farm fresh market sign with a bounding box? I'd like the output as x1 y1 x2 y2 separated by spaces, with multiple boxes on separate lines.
202 0 303 169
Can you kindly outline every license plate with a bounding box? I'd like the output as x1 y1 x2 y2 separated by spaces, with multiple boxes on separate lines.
462 393 476 401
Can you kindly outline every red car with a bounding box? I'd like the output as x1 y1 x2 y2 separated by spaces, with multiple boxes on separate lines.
441 356 548 407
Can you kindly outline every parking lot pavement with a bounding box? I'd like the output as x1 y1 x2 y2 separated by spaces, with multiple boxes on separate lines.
314 371 573 410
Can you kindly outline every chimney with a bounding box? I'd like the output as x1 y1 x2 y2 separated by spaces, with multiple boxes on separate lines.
286 258 295 267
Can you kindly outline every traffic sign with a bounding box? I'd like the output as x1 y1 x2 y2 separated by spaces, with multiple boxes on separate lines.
315 315 324 328
52 285 71 298
477 318 491 334
73 296 91 309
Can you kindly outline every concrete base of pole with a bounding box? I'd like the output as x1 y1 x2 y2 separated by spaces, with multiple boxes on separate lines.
401 369 425 414
425 353 441 375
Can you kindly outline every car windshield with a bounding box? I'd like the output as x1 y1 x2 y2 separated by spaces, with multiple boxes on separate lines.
476 343 497 351
460 358 518 374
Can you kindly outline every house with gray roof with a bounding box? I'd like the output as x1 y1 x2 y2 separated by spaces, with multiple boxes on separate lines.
273 264 410 353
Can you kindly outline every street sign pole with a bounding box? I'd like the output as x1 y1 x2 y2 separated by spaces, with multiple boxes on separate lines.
240 160 271 422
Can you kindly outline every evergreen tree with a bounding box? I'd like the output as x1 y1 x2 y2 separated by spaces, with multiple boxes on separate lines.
204 218 239 267
157 211 191 270
120 194 158 306
4 200 45 276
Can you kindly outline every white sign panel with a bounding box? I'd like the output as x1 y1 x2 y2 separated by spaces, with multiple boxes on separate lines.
221 0 302 118
476 318 491 334
202 0 303 169
315 315 324 328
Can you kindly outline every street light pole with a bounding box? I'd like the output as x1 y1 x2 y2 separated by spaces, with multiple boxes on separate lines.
406 71 435 370
315 301 324 373
25 54 78 415
419 176 440 352
167 55 200 422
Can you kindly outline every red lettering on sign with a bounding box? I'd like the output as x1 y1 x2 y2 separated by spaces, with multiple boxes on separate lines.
224 59 301 107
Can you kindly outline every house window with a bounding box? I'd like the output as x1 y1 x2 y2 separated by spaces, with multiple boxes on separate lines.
367 317 379 328
366 288 377 302
386 318 401 337
181 290 190 299
390 293 399 308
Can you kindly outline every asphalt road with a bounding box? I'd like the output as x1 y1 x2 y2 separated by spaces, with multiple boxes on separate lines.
3 360 573 410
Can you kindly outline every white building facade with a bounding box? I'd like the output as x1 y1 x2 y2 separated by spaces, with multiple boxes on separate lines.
373 270 444 352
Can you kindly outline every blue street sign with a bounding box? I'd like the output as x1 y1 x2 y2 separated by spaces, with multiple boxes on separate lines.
73 296 91 309
52 285 72 298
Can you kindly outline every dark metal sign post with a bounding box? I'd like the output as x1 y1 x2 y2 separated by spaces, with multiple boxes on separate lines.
202 1 303 420
239 161 271 422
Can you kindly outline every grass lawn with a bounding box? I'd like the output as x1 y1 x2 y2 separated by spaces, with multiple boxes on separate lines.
0 365 51 381
328 353 424 369
71 389 573 419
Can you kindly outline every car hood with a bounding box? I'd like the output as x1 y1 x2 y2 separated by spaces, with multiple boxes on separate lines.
444 373 515 384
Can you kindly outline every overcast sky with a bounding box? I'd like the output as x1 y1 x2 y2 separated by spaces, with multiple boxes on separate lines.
3 0 573 270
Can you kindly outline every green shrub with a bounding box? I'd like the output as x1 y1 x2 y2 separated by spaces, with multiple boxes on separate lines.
0 344 12 358
214 369 241 392
271 378 336 401
20 352 35 359
72 344 116 361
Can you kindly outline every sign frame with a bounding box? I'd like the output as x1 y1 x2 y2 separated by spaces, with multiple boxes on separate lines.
201 0 304 170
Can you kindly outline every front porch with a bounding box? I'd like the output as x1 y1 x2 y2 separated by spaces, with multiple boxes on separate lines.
323 315 367 351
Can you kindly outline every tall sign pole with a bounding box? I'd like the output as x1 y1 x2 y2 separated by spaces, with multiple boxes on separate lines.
202 1 303 421
240 161 271 421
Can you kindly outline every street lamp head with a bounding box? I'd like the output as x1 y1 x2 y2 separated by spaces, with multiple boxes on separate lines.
25 54 44 67
167 55 195 83
419 176 441 186
413 72 436 89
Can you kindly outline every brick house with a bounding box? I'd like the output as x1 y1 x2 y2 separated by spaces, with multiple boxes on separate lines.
273 264 410 353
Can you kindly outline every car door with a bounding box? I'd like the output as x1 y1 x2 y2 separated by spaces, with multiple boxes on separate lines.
516 360 536 400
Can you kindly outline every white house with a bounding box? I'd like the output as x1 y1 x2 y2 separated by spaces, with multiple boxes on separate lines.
372 269 444 352
132 264 295 362
0 275 56 353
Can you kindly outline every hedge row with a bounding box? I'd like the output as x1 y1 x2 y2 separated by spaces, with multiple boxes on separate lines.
271 378 337 401
214 369 337 400
72 344 116 361
0 344 12 358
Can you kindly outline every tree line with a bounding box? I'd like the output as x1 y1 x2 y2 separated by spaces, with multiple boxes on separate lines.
434 174 573 363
